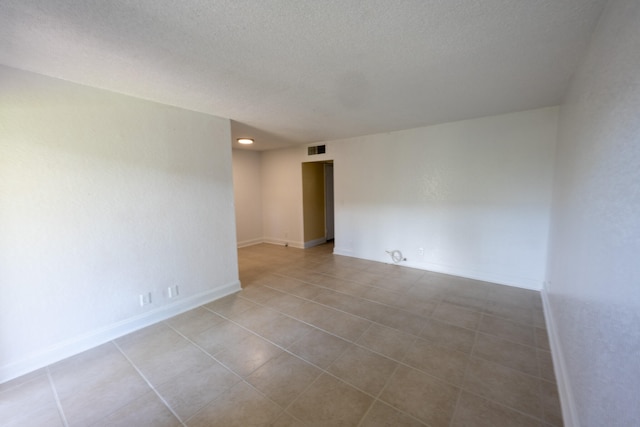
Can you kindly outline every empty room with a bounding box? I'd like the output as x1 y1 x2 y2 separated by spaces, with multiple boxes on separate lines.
1 1 638 426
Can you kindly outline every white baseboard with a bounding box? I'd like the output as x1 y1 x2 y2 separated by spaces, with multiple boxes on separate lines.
331 250 541 290
304 237 327 248
262 237 305 249
237 238 264 248
541 287 579 427
0 280 241 384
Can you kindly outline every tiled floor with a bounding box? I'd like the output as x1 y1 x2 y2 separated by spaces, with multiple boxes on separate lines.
1 243 562 426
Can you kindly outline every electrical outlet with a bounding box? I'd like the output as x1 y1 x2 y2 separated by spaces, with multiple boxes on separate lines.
418 248 424 256
139 292 152 307
167 285 180 298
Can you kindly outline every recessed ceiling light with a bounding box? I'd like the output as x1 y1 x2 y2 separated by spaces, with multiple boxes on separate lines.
237 138 254 145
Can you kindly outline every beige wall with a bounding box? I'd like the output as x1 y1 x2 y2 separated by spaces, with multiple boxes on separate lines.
232 150 263 247
302 162 326 244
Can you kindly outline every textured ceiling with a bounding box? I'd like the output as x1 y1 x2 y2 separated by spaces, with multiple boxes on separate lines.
0 0 607 150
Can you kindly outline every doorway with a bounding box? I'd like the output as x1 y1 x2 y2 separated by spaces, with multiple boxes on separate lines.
301 160 334 248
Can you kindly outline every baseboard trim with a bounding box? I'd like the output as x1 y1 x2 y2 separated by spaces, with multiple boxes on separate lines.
304 237 327 249
0 280 241 384
237 238 264 248
262 237 305 249
330 250 541 290
541 287 579 427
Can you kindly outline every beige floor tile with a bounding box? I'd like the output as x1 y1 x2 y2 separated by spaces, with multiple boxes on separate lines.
0 374 61 427
356 323 416 361
443 292 488 312
165 307 225 338
478 314 536 347
451 392 542 427
254 314 316 348
156 359 240 420
191 320 254 355
5 405 64 427
484 300 534 326
203 293 260 317
271 412 307 427
126 341 214 386
433 301 482 330
360 401 426 426
403 338 470 386
380 365 459 427
246 352 321 407
287 373 373 426
463 357 542 419
419 319 476 354
473 333 539 376
535 327 551 350
328 345 398 396
393 293 439 317
91 391 181 427
214 334 284 377
538 349 556 382
239 285 284 304
361 286 402 306
227 305 283 330
261 292 309 315
186 381 282 427
0 369 47 393
287 328 351 369
54 361 150 426
115 323 192 362
289 301 371 341
373 306 428 336
540 380 563 427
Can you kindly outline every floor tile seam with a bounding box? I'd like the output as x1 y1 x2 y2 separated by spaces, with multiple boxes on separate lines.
196 303 405 408
448 326 479 427
249 294 429 344
45 366 70 427
180 378 287 426
470 343 542 379
391 337 474 392
0 370 46 394
258 282 434 340
199 303 360 379
112 341 188 427
241 289 435 347
370 354 439 427
475 322 545 350
468 347 544 381
461 356 546 421
538 378 556 425
460 389 547 424
480 310 542 332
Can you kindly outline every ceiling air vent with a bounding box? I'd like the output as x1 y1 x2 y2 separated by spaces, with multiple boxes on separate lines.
308 145 326 155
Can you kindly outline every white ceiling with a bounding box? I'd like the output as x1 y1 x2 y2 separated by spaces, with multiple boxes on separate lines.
0 0 607 151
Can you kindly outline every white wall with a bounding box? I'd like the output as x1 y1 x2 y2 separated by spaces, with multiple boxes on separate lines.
260 107 557 289
545 0 640 425
0 66 240 382
232 149 263 247
261 147 308 248
333 108 557 289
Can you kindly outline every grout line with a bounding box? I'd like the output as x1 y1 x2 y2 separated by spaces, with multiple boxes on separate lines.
46 367 69 427
112 341 188 427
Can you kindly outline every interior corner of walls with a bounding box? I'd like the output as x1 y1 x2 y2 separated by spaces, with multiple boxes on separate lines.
237 238 265 248
263 237 304 249
0 280 240 385
541 289 579 427
303 237 328 249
